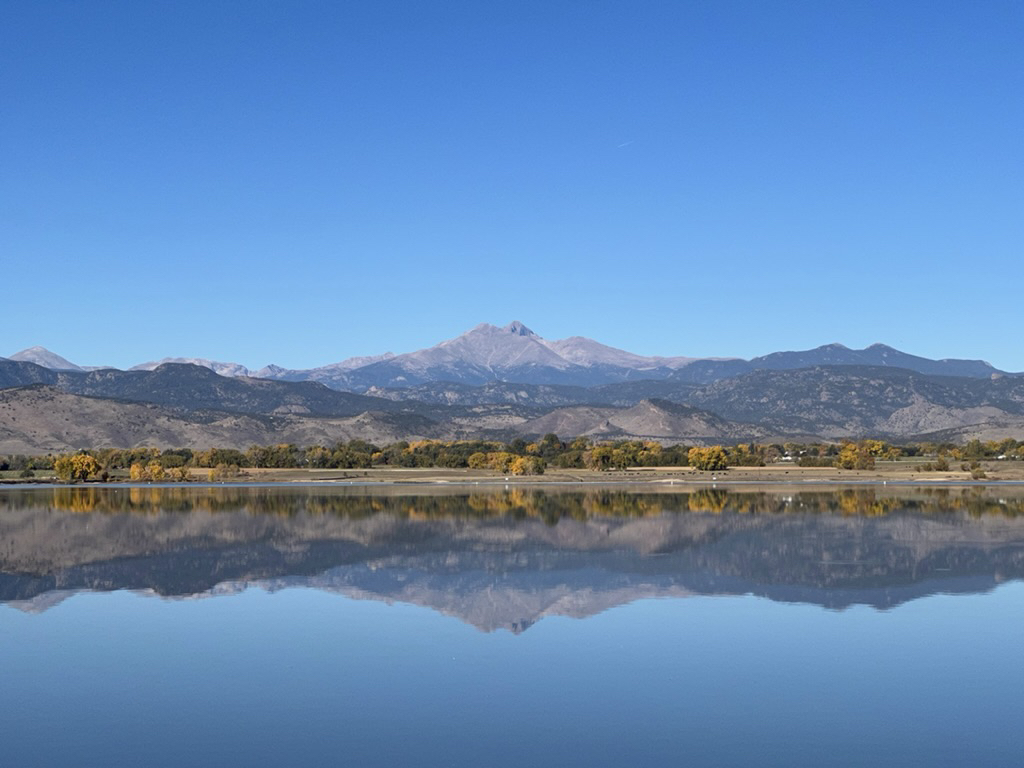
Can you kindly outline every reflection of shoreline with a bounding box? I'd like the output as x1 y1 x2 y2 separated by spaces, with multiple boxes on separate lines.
5 484 1024 519
3 487 1024 629
6 477 1024 488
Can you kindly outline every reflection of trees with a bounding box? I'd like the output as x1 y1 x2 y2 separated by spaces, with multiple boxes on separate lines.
687 489 730 514
836 490 902 517
51 486 101 514
4 486 1024 521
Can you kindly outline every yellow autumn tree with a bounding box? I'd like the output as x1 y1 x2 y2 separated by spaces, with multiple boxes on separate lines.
509 456 545 475
835 441 875 470
54 453 101 483
687 446 728 471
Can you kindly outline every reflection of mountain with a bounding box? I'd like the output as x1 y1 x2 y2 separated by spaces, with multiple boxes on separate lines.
3 488 1024 631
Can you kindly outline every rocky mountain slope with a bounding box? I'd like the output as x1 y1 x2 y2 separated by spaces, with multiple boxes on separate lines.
517 399 763 442
0 387 448 453
0 359 404 418
687 365 1024 438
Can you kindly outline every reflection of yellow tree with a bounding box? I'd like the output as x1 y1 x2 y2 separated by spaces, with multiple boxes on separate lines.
833 490 901 517
466 490 539 517
687 489 729 514
126 486 170 511
51 487 99 513
583 492 662 518
726 494 768 515
836 491 860 517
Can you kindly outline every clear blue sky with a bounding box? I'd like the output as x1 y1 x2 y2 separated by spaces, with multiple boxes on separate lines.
3 1 1022 371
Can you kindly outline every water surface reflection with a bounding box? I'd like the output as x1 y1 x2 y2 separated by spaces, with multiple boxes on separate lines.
4 486 1024 767
4 486 1024 628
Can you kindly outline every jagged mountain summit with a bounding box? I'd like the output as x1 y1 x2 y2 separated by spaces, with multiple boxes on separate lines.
257 322 707 390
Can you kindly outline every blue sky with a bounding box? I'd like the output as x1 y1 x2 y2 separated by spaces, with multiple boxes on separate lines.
3 1 1022 371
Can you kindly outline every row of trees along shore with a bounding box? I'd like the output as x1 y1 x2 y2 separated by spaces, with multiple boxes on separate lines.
2 436 1022 483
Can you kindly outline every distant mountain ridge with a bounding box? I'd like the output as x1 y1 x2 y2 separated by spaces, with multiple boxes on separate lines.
3 326 1022 451
3 357 1024 451
0 360 394 417
667 342 1002 385
7 323 1011 392
686 366 1024 439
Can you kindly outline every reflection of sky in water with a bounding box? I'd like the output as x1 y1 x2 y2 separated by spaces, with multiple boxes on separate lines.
2 584 1023 768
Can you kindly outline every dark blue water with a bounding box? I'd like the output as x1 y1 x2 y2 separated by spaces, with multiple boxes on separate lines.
2 486 1023 767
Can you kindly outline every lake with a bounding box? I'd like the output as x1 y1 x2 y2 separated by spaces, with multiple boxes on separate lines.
2 485 1023 767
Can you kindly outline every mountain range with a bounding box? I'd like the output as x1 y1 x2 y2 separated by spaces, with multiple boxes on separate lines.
10 321 1011 389
2 322 1023 451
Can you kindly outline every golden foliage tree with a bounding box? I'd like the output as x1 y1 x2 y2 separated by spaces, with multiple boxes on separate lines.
53 453 101 483
687 446 728 471
509 456 545 476
835 441 876 470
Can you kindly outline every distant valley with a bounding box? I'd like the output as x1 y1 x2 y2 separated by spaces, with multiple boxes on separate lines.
3 322 1023 452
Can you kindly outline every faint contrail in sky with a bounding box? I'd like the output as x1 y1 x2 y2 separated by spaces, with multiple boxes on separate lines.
617 140 634 148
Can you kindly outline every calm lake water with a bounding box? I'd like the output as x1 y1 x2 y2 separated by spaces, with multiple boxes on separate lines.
2 485 1024 767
